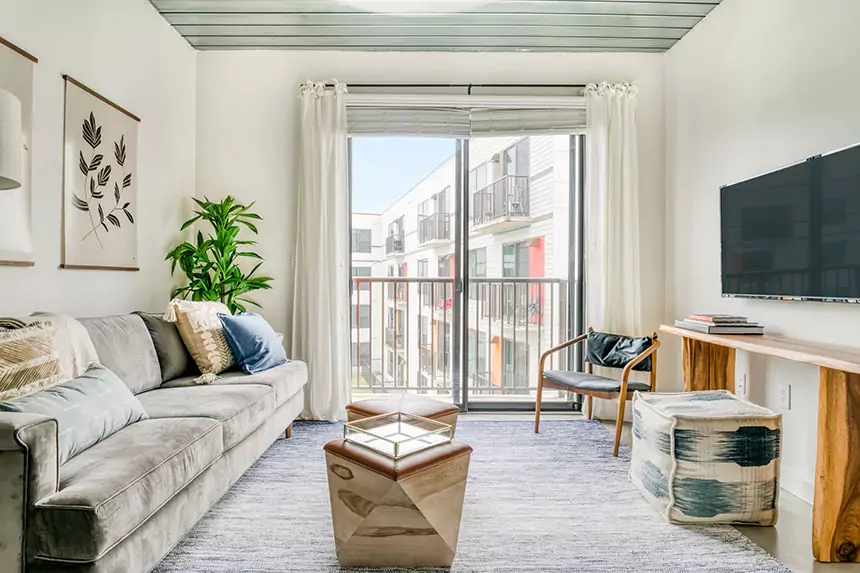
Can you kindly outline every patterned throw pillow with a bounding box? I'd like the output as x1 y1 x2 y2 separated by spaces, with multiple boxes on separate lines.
0 317 32 330
165 299 235 381
0 323 64 401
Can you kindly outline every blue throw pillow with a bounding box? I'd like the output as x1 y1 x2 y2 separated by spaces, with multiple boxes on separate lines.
0 364 148 464
218 313 288 374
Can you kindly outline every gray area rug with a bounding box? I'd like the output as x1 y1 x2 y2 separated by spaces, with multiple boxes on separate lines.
153 420 790 572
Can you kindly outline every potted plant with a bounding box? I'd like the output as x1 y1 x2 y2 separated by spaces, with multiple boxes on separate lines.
166 196 273 314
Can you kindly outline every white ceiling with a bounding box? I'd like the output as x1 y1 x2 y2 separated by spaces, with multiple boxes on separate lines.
150 0 723 52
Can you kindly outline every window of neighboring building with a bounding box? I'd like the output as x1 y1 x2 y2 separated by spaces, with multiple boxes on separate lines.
388 216 404 236
502 339 529 391
351 228 372 253
352 265 370 291
503 241 531 277
468 248 487 299
503 138 530 177
351 304 370 329
438 254 454 277
469 163 489 193
417 259 428 277
351 342 370 362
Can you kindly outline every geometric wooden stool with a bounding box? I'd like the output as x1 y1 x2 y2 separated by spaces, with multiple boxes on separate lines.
346 394 460 435
324 438 472 567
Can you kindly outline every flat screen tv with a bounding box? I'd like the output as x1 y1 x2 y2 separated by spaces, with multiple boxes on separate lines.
720 142 860 303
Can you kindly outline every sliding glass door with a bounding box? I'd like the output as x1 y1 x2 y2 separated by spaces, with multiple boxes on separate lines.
349 134 584 411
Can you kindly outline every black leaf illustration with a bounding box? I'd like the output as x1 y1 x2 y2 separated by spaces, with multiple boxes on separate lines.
101 222 108 232
97 165 111 186
124 209 134 224
78 151 88 176
82 112 101 149
89 178 95 194
114 135 126 167
114 183 120 202
98 203 104 222
107 213 121 228
89 154 103 172
91 189 103 199
123 173 132 189
122 202 130 209
72 195 89 212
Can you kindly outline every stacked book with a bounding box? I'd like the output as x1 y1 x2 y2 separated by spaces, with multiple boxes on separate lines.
675 314 764 335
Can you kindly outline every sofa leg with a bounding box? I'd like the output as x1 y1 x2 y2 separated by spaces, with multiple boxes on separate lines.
285 424 293 439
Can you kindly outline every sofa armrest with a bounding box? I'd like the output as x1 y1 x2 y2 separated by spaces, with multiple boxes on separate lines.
0 413 59 572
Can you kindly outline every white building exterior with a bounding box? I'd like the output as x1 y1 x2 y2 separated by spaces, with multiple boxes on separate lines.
351 135 571 404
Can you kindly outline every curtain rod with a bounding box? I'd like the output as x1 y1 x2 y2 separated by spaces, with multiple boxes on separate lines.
324 82 587 93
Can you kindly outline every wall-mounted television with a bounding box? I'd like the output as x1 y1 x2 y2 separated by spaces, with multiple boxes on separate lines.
720 142 860 303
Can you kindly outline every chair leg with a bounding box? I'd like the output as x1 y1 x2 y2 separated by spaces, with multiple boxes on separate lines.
586 395 594 420
534 377 544 433
613 395 626 457
285 424 293 439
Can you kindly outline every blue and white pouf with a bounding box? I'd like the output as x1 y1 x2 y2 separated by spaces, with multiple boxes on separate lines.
630 390 782 525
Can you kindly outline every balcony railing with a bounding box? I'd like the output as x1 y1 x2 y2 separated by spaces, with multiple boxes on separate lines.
351 277 570 404
472 174 530 228
418 213 451 245
385 233 404 255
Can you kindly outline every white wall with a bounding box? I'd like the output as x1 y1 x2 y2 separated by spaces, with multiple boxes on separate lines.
196 50 666 345
665 0 860 502
0 0 196 317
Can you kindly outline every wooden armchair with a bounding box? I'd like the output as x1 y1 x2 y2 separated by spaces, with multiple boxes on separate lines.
535 327 661 456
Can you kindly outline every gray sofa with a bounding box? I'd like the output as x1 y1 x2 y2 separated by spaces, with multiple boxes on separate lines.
0 314 308 573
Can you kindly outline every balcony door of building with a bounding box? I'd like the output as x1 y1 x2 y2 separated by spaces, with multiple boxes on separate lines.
349 134 583 412
349 137 464 407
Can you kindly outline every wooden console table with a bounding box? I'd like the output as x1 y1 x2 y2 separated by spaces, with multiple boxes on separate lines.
661 325 860 563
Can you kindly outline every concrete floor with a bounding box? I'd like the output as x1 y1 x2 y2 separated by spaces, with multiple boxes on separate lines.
459 412 855 573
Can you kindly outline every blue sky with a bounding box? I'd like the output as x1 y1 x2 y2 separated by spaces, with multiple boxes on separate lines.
351 138 454 213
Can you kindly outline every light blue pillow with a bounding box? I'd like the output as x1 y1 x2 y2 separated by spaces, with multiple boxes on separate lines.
218 313 288 374
0 364 148 464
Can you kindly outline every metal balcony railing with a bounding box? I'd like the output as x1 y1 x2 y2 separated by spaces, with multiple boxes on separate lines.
350 277 570 403
418 212 451 245
385 233 404 255
472 174 530 227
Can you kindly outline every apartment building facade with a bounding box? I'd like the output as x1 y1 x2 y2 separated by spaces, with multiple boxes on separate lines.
351 135 572 404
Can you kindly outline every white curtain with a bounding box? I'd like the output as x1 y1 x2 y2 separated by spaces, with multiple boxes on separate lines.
584 82 643 336
584 82 643 422
292 80 352 421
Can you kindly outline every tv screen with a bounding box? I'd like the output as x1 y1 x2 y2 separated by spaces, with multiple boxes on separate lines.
720 143 860 302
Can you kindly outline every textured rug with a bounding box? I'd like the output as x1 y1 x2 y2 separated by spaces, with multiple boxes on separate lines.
153 420 790 572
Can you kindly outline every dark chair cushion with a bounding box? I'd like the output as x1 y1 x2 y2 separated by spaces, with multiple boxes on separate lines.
543 370 651 393
134 311 198 382
586 330 653 372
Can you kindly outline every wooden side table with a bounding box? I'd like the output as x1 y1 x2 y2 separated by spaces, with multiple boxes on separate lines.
323 438 472 567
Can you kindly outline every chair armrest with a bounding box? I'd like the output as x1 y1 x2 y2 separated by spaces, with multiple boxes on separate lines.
539 333 588 373
0 413 59 571
620 340 662 384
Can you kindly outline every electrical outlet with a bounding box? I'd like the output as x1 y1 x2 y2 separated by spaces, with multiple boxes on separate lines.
778 384 791 410
736 373 747 398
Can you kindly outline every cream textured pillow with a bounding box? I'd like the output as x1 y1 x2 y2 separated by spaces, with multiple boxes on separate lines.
165 299 235 381
0 322 64 401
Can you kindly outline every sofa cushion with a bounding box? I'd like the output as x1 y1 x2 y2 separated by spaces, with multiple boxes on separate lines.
32 417 221 563
0 322 62 401
218 313 288 374
134 312 196 382
0 364 148 464
166 299 235 378
137 384 275 450
161 360 307 407
79 315 161 394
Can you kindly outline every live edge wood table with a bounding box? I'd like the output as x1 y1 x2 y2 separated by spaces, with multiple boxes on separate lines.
661 324 860 562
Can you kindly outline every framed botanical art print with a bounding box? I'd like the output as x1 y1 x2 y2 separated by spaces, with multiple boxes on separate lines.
62 75 139 271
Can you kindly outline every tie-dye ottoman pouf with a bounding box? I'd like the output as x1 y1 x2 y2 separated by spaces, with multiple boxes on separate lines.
630 390 782 525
